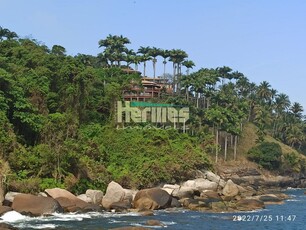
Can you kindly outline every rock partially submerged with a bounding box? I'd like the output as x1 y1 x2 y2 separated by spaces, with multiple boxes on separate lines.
45 188 100 212
134 188 172 210
12 194 63 216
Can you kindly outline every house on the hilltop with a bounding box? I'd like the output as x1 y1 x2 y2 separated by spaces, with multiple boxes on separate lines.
122 68 173 101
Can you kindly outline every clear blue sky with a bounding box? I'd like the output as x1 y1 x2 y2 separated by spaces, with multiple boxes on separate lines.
1 0 306 111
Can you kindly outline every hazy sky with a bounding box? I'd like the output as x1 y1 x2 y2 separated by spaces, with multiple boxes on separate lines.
1 0 306 111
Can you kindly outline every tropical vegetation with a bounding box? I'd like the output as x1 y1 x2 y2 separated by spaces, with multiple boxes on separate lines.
0 27 305 194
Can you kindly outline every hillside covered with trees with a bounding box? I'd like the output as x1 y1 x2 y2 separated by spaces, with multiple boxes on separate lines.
0 27 305 194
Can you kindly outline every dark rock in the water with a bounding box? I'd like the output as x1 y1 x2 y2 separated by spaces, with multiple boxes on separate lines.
258 194 283 204
134 188 172 210
170 197 181 207
138 210 154 216
0 206 13 215
236 199 265 211
12 194 63 216
0 223 19 230
146 219 165 226
110 201 132 212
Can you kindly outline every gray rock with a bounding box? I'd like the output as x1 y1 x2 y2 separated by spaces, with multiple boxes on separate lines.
222 179 239 197
203 170 226 188
183 179 218 192
86 189 103 204
77 194 92 203
3 192 22 206
172 186 194 199
102 181 125 210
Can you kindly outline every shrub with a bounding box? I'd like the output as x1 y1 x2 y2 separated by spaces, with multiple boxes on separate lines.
247 141 282 170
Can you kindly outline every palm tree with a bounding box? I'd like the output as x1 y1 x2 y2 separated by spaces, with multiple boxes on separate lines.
273 93 291 137
137 46 151 77
0 26 18 41
160 49 170 78
181 60 195 100
257 81 272 104
217 66 232 85
131 55 142 71
148 47 162 78
182 60 195 75
169 49 188 93
290 102 304 119
98 34 131 66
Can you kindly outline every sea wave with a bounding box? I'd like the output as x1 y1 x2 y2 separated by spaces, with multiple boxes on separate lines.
0 211 28 223
15 223 57 229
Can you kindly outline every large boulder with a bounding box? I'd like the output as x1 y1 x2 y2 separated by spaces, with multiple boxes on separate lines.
12 194 63 216
162 184 194 199
133 188 172 210
183 179 218 192
172 186 194 199
86 189 103 205
45 188 96 212
222 180 239 197
203 171 226 188
102 181 125 210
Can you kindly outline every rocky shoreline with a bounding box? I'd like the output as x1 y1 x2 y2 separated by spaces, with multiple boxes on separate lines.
0 170 305 230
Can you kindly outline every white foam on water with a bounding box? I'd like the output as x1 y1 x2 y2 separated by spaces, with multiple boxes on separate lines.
16 223 57 229
287 187 305 190
287 199 300 202
132 223 165 228
102 212 141 218
163 221 176 225
0 211 28 223
108 218 127 223
51 212 92 221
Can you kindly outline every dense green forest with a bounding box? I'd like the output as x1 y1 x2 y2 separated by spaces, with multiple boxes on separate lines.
0 27 305 194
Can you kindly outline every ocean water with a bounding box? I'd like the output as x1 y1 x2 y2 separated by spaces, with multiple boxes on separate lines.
0 189 305 230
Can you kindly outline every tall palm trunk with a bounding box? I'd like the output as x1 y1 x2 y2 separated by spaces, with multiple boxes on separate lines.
153 58 157 79
234 135 238 160
215 127 219 163
143 61 146 77
224 135 228 161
